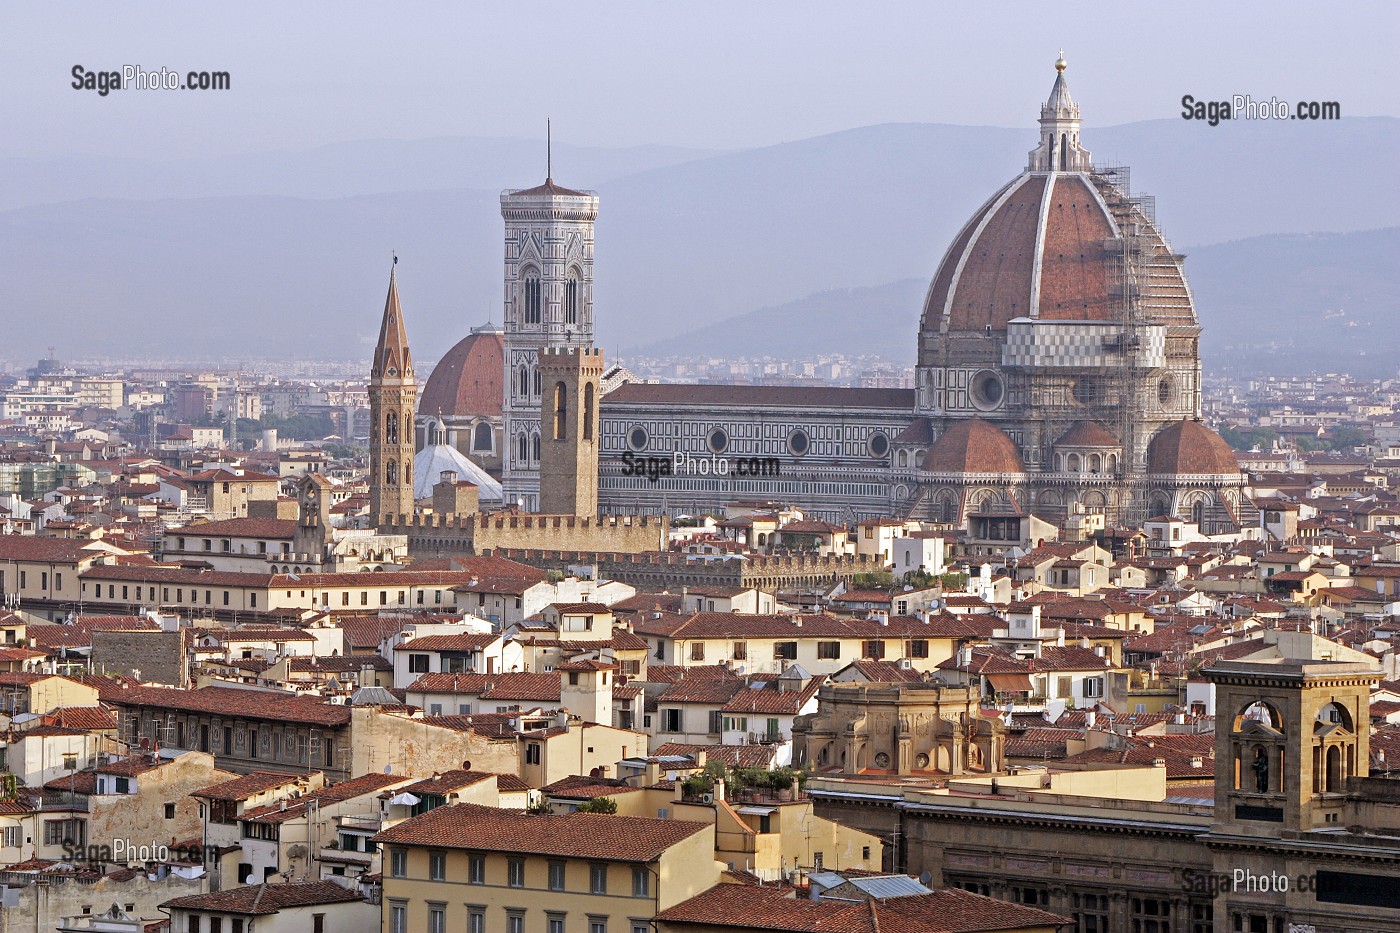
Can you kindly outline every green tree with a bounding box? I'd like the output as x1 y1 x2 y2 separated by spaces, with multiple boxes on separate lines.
574 797 618 814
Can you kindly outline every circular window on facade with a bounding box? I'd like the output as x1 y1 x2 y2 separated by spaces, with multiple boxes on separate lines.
874 751 891 769
869 432 890 457
628 426 648 451
708 428 729 453
1157 377 1174 406
788 430 810 456
970 370 1004 410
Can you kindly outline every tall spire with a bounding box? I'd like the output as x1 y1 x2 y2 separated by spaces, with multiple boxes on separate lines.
372 261 413 379
1028 51 1091 173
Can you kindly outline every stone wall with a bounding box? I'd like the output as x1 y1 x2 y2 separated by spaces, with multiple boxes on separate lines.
92 630 187 686
387 512 668 558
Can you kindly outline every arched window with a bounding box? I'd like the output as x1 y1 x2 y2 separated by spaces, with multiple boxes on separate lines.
1067 452 1081 472
473 422 493 453
1192 499 1206 528
385 459 397 485
385 411 398 445
553 382 568 441
1089 453 1102 473
565 268 580 325
533 366 541 398
531 432 541 462
1059 133 1068 170
518 433 528 465
583 382 595 441
518 365 529 399
523 267 542 324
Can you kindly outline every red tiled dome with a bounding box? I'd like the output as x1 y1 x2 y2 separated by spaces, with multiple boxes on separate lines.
919 174 1196 335
1146 421 1240 475
1055 421 1120 448
924 419 1024 474
419 329 504 419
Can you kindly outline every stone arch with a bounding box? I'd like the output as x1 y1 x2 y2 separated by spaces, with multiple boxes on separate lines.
933 490 959 523
552 382 568 441
520 264 542 324
472 422 493 454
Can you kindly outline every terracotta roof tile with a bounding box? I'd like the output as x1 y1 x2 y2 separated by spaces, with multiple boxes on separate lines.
161 880 363 914
373 803 709 862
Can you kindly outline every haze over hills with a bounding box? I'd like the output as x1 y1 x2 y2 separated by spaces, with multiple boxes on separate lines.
0 118 1395 369
629 227 1400 377
0 138 723 211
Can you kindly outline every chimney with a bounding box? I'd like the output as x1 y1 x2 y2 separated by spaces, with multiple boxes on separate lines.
1085 710 1096 729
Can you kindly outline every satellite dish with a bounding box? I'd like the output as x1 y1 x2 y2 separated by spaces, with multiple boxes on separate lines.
138 738 150 751
384 764 392 774
919 871 932 887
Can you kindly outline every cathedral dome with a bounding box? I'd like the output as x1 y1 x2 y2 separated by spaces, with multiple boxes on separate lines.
923 419 1024 474
1146 421 1240 476
419 326 504 419
917 60 1196 338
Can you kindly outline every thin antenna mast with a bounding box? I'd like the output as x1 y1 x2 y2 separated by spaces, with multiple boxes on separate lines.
547 118 552 180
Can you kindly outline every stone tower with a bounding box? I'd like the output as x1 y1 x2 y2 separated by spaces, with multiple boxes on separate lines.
293 472 333 560
499 175 599 510
369 264 417 525
538 346 603 517
1205 659 1380 834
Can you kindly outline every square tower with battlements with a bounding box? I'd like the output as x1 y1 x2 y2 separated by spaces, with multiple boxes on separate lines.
538 346 604 518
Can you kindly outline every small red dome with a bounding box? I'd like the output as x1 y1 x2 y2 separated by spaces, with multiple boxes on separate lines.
924 419 1024 474
1146 421 1240 475
1055 421 1120 448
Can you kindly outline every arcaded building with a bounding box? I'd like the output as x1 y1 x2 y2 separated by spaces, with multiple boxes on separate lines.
415 56 1247 530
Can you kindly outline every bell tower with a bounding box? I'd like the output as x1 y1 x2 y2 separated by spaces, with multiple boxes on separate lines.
499 168 599 511
1205 659 1380 834
369 263 417 526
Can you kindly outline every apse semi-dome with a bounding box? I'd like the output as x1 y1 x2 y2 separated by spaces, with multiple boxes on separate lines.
923 419 1024 474
1146 420 1241 476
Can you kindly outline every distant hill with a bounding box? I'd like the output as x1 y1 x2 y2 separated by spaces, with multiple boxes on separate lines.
633 228 1400 376
0 137 722 211
0 118 1395 364
629 280 927 363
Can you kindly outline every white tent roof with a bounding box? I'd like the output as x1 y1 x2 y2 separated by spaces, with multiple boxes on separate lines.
413 444 504 504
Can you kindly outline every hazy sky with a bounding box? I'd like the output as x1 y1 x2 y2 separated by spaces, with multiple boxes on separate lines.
4 1 1396 160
